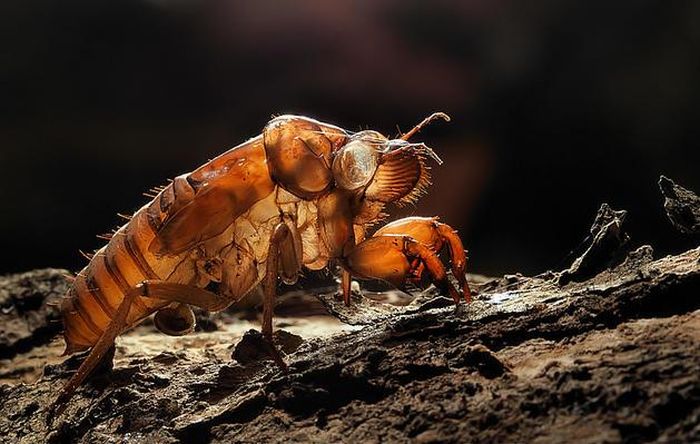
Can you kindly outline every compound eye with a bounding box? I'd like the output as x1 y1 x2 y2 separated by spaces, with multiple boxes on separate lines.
332 140 379 190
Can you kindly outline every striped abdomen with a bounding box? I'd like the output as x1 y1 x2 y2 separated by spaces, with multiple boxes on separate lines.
61 137 276 353
61 201 187 353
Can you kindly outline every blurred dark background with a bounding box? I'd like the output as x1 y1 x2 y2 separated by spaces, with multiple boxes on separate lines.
1 0 698 277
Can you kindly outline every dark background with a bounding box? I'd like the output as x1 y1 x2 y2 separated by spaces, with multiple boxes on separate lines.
1 0 698 277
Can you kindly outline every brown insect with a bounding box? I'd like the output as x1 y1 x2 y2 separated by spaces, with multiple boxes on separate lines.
52 112 471 414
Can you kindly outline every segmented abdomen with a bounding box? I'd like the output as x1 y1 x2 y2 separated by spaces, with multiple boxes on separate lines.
61 196 186 353
61 137 274 353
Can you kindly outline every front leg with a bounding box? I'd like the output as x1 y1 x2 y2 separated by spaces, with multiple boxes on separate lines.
374 217 471 303
342 217 471 305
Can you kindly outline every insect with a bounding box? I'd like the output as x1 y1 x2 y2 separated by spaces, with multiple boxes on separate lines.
52 112 472 414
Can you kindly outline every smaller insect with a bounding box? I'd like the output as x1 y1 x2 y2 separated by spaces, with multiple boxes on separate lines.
51 112 471 417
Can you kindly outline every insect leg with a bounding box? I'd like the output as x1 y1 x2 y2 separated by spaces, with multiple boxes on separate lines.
374 217 471 303
435 222 472 303
50 282 142 419
402 237 462 304
340 227 363 306
260 222 304 371
341 267 352 306
342 235 461 305
137 280 232 311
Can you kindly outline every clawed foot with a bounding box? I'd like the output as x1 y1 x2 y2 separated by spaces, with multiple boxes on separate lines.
342 217 472 307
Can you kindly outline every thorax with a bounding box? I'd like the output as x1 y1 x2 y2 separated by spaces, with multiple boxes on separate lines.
195 187 329 285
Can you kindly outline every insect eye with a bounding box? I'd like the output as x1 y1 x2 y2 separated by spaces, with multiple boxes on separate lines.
332 140 379 190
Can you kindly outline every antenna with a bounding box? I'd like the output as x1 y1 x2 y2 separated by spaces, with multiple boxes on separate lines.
400 112 451 141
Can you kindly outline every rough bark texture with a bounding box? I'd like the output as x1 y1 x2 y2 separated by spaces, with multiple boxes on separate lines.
659 175 700 235
0 177 699 443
